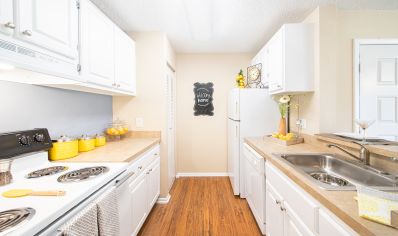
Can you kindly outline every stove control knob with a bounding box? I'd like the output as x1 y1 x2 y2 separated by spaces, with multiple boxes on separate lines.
34 133 45 142
19 135 31 146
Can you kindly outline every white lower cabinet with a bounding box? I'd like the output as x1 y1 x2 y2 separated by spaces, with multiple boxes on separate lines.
265 162 358 236
243 144 266 234
117 145 160 236
130 172 149 236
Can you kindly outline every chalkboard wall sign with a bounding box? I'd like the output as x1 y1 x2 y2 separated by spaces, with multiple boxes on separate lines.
193 82 214 116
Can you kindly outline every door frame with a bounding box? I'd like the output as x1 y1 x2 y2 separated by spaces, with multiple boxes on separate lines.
353 39 398 132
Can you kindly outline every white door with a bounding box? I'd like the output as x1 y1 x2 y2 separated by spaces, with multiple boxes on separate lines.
0 0 14 36
148 159 160 208
266 185 284 236
81 0 114 87
17 0 78 59
130 173 148 236
228 89 240 120
166 68 176 189
358 44 398 141
117 175 134 236
114 26 136 94
227 119 240 195
268 30 284 93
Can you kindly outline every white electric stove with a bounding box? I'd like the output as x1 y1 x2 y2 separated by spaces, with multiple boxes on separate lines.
0 129 128 236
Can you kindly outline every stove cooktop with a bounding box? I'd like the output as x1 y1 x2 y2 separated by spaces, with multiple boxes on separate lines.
25 166 69 179
0 208 35 235
57 166 109 183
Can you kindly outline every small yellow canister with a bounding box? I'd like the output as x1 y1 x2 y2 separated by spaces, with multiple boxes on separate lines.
49 136 78 161
95 134 106 147
78 135 95 152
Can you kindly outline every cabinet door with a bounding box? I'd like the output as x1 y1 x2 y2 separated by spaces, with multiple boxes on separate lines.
81 0 114 87
283 201 315 236
130 173 148 236
114 26 136 94
266 184 284 236
148 158 160 208
268 30 284 93
117 174 134 236
0 0 14 36
17 0 78 59
319 209 356 236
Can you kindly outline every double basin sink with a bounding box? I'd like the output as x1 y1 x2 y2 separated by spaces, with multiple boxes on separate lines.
273 153 398 190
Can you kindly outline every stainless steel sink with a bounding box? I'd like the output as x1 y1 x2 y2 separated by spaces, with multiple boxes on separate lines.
273 153 398 190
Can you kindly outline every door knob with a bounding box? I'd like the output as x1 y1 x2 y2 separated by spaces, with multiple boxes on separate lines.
22 30 32 36
4 22 15 29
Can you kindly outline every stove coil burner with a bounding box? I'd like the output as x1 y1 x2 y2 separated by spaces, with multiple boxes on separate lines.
26 166 69 179
57 166 109 183
0 208 35 235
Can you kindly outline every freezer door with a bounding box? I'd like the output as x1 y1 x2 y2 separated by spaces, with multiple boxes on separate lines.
228 89 240 120
227 119 240 195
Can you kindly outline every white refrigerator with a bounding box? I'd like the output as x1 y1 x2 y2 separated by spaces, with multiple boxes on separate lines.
227 88 279 196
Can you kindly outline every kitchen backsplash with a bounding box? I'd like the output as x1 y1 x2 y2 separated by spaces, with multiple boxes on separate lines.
0 81 112 138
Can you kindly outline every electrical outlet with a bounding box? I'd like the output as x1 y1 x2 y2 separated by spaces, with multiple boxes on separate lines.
135 117 144 128
296 119 307 129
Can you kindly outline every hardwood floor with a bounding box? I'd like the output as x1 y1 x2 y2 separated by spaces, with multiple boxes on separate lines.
138 177 262 236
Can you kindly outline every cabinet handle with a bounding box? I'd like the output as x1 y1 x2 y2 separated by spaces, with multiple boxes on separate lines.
275 200 281 205
149 168 153 172
4 22 15 29
22 30 32 36
138 166 143 170
280 206 286 211
146 171 150 174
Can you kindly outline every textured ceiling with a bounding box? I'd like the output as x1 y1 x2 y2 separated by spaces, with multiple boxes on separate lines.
90 0 398 53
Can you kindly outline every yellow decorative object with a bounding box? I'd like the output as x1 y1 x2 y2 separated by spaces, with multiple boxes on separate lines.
78 135 95 152
95 134 106 147
235 69 245 88
356 185 398 226
49 137 78 161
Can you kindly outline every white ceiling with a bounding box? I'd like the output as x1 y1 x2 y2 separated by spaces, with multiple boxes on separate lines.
91 0 398 53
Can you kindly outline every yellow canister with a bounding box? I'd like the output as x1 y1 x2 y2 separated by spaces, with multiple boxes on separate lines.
49 136 79 161
78 135 95 152
95 134 106 147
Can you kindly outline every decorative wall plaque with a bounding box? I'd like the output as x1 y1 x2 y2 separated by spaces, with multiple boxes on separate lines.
193 82 214 116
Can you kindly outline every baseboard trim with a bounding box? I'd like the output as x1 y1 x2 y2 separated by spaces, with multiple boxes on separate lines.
176 172 229 178
156 194 171 204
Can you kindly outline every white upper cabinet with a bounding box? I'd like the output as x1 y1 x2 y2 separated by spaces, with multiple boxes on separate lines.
80 0 115 87
114 26 136 94
251 45 269 87
16 0 79 60
258 23 314 95
80 0 136 95
0 0 14 36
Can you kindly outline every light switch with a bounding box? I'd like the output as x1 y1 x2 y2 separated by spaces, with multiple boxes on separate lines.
136 117 144 128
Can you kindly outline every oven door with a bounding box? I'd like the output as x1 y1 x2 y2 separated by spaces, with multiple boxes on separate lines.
37 170 129 236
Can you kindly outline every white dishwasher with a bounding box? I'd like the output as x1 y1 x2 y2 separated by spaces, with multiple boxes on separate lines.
243 143 266 235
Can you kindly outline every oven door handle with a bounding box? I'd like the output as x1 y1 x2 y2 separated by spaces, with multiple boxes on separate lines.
115 171 135 187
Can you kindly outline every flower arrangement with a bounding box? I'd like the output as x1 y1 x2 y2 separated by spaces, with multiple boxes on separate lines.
276 95 291 118
272 95 292 138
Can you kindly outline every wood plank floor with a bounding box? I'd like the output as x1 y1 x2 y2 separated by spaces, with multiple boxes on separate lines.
138 177 262 236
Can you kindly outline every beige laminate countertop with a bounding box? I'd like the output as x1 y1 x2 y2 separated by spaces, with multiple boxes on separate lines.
245 137 398 236
54 137 160 163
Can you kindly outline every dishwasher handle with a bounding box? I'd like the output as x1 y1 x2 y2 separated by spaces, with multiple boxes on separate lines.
115 171 135 187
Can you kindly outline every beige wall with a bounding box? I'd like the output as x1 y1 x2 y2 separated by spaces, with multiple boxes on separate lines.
113 32 176 197
176 53 252 173
290 7 398 135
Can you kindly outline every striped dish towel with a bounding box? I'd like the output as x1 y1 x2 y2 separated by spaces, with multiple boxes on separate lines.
60 202 99 236
96 188 120 236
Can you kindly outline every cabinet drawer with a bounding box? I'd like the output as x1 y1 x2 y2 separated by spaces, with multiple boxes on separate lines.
127 145 160 177
266 163 319 233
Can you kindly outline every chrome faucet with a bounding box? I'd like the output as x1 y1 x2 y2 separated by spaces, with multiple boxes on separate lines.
327 142 370 165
